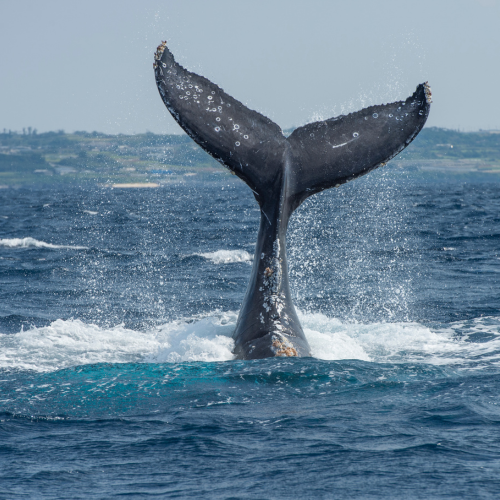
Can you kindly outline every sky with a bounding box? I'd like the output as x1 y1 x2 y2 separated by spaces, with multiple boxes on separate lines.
1 0 499 135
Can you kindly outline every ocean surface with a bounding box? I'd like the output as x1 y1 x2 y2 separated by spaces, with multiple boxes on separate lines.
1 167 500 498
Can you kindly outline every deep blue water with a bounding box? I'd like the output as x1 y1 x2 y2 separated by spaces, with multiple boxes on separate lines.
1 168 500 498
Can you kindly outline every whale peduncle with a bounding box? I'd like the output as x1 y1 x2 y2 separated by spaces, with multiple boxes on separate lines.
233 146 311 359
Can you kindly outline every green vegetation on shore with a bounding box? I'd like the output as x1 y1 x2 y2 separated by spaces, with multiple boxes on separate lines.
0 130 220 187
1 127 499 187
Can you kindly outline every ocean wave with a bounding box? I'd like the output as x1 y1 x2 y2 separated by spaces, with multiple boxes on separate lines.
300 312 500 367
195 249 253 264
0 237 88 250
0 313 237 372
2 312 500 372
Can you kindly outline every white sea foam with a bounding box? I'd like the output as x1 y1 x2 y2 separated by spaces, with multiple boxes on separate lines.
1 311 500 372
83 210 98 215
302 312 500 368
0 237 88 250
0 313 237 372
148 313 236 364
195 249 253 264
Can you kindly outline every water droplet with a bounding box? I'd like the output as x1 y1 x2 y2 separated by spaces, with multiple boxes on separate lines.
398 107 401 111
310 133 315 137
419 110 424 115
189 84 193 88
199 89 203 92
234 124 240 130
218 106 222 112
235 141 240 146
212 108 216 112
389 114 393 117
353 132 359 137
364 117 368 120
227 103 231 107
162 63 166 68
176 85 180 89
244 135 248 139
212 91 215 94
208 96 213 100
373 113 378 118
216 117 221 122
186 91 191 95
215 127 220 132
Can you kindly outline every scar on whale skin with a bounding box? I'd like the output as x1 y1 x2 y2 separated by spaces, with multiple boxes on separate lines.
153 40 431 360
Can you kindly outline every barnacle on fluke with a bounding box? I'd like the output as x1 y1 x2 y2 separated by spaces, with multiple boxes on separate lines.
424 82 432 104
153 41 431 359
153 41 167 69
272 337 298 357
264 267 274 278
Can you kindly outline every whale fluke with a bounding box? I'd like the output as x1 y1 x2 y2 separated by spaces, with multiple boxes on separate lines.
154 41 431 360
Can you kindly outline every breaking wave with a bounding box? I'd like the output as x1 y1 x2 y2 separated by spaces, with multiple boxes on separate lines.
2 311 500 372
0 237 88 250
195 249 253 264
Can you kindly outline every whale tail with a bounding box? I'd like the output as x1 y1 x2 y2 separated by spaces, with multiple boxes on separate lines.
154 41 431 360
154 41 431 217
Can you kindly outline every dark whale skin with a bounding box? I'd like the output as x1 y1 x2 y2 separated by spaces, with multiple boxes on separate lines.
154 41 431 360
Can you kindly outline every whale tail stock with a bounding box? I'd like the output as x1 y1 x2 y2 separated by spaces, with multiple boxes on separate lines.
154 41 431 359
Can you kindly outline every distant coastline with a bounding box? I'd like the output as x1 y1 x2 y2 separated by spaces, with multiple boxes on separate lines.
1 127 499 187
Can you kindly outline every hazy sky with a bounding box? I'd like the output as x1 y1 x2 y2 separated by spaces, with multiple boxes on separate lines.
1 0 499 134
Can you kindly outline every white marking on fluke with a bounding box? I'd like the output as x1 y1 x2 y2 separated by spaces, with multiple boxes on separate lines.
331 138 355 149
